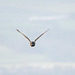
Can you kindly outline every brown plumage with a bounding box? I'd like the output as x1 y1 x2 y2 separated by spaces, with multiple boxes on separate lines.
17 29 49 47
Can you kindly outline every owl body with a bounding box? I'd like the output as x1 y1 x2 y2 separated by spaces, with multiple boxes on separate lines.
30 42 35 47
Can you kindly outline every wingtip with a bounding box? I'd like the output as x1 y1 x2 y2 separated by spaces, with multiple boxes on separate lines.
47 29 49 32
16 29 19 31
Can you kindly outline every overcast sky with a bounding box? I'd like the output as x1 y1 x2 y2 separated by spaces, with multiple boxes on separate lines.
0 0 75 75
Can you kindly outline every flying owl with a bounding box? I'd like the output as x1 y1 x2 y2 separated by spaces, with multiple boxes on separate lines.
17 29 49 47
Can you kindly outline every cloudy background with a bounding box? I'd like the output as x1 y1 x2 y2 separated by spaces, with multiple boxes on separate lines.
0 0 75 75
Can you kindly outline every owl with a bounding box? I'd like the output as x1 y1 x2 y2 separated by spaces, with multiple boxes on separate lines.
17 29 49 47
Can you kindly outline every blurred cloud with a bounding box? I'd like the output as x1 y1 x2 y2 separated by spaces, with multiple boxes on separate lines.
29 15 68 21
0 62 75 75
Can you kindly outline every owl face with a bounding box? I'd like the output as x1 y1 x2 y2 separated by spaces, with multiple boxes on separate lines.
30 42 35 47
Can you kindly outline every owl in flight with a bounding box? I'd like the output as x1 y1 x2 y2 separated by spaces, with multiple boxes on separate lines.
17 29 49 47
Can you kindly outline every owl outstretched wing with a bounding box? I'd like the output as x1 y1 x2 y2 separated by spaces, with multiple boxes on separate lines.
17 29 31 43
34 29 49 42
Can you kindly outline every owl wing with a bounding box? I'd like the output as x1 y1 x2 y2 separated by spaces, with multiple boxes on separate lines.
17 29 31 43
34 29 49 42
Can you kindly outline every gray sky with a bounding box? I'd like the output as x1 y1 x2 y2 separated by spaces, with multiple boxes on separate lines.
0 0 75 75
